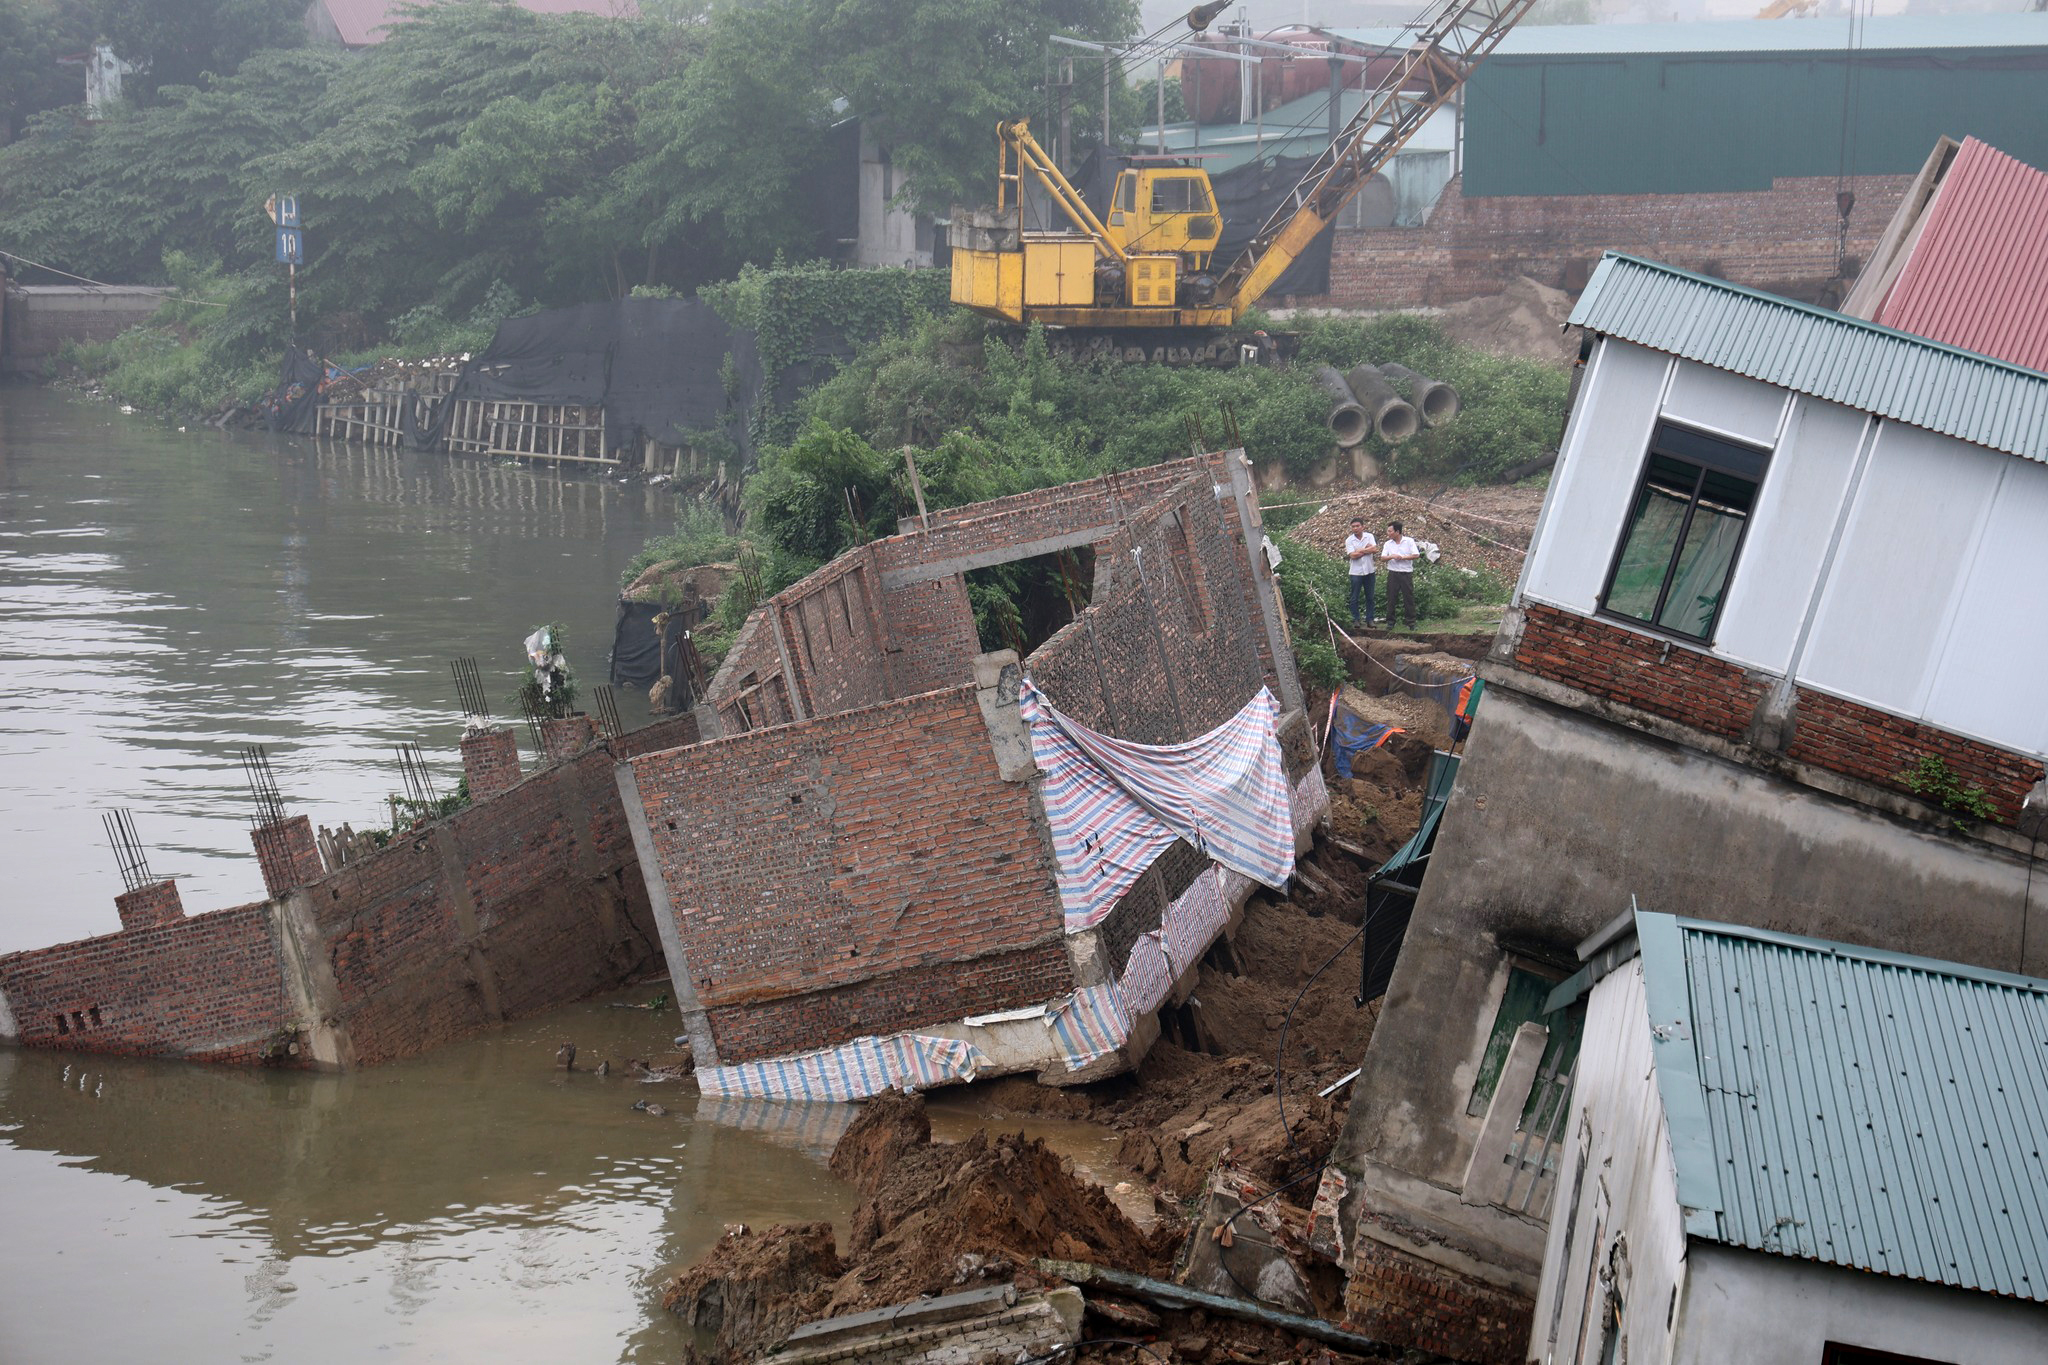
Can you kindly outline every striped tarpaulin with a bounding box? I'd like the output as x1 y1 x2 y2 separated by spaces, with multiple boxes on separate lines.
1046 981 1132 1070
1119 931 1174 1016
1163 865 1230 975
696 1032 987 1101
1019 680 1295 932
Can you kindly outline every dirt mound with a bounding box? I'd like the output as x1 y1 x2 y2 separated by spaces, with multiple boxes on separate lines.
659 1094 1171 1361
1109 1050 1344 1201
623 559 732 606
661 1222 842 1365
1292 486 1537 585
1437 275 1578 367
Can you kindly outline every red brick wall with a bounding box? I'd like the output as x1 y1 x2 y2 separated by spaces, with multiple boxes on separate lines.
609 711 701 761
1026 480 1274 744
114 879 184 931
703 939 1073 1062
539 714 597 764
1787 689 2040 825
461 727 523 798
310 742 664 1065
1345 1227 1534 1365
877 575 979 698
0 903 292 1064
627 686 1069 1065
251 815 324 898
780 557 893 716
1513 604 2042 825
1513 604 1767 742
1301 172 1912 311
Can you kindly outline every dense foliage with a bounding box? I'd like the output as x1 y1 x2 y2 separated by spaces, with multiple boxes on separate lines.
0 0 1133 353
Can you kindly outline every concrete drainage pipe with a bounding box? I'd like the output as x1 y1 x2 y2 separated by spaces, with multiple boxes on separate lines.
1376 362 1461 426
1313 365 1371 447
1344 364 1420 444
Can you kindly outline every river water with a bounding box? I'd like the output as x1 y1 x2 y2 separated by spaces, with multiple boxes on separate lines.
0 384 848 1362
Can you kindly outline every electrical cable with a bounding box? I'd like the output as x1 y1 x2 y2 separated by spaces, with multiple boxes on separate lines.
0 247 230 307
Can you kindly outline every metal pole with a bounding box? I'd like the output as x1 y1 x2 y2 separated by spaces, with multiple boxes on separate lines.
1157 56 1166 152
1190 47 1200 149
1058 56 1073 169
1102 53 1112 155
1327 55 1341 148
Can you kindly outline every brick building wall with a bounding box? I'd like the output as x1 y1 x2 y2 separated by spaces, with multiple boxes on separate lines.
460 727 523 798
1345 1227 1535 1365
1 712 702 1069
0 903 292 1064
309 739 665 1066
1511 604 2043 826
1301 172 1912 311
252 814 325 899
1024 481 1272 745
114 879 185 931
628 686 1068 1064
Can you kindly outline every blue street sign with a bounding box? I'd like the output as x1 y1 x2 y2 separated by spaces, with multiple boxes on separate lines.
275 227 304 265
275 195 299 228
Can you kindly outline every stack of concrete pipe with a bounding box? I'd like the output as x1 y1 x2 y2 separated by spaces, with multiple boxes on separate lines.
1313 362 1461 448
1376 362 1461 426
1313 366 1372 447
1344 364 1420 445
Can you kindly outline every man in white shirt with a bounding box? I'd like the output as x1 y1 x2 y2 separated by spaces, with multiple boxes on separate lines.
1382 520 1419 628
1343 518 1378 626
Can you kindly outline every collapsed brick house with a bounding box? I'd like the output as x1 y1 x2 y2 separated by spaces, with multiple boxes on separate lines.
0 711 700 1068
617 451 1327 1099
1321 254 2048 1363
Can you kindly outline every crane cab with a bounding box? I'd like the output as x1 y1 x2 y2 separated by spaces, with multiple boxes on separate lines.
1105 168 1222 267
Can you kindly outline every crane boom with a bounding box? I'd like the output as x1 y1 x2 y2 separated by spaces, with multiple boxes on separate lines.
1217 0 1541 315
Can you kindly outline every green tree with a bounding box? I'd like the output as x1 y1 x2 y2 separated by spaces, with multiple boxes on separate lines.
0 0 95 141
813 0 1137 215
95 0 306 101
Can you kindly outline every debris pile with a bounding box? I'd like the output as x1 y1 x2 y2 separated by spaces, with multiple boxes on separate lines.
1292 487 1538 584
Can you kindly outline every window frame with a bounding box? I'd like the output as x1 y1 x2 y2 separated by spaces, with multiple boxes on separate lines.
1595 421 1770 646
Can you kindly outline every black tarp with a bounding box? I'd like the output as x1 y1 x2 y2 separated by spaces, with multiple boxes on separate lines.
419 296 754 459
610 598 664 689
260 346 325 435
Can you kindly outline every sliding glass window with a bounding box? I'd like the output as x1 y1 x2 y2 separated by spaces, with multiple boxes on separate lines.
1600 424 1767 642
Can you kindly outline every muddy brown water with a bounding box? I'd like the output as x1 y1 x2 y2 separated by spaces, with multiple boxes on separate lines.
0 385 1134 1361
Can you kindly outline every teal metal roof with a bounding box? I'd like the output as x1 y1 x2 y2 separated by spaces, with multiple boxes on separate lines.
1570 254 2048 463
1142 90 1455 175
1327 15 2048 57
1634 911 2048 1301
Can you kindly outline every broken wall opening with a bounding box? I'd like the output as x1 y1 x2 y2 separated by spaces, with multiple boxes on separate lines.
966 547 1094 658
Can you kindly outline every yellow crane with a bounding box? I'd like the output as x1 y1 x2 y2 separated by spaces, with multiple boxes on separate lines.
951 0 1541 339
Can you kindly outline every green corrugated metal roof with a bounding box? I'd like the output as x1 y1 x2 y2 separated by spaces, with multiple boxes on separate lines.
1635 911 2048 1301
1374 748 1460 882
1569 253 2048 463
1332 16 2048 197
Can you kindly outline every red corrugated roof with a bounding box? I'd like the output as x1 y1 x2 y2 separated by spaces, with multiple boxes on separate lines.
1874 137 2048 375
315 0 637 48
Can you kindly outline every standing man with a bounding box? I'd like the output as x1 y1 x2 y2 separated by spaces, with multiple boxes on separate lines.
1343 517 1378 627
1383 520 1419 629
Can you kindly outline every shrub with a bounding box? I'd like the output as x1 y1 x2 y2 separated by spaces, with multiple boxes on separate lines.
1895 754 2000 831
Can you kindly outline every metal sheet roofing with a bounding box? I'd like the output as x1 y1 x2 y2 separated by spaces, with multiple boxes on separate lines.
1874 138 2048 374
1326 14 2048 57
1634 912 2048 1301
1569 253 2048 463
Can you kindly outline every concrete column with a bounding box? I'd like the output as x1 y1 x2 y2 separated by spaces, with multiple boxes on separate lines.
114 878 184 931
539 715 598 766
252 815 324 899
1461 1020 1550 1208
973 650 1037 782
461 726 523 799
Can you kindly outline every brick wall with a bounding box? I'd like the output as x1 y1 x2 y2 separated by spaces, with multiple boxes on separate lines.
1093 840 1211 978
703 453 1269 735
627 686 1068 1065
539 714 598 764
309 740 664 1065
703 939 1073 1062
1345 1226 1534 1365
461 726 523 798
251 815 325 898
1787 688 2040 825
1513 604 2044 825
1513 605 1767 742
1300 172 1912 311
1025 480 1273 744
114 879 184 931
0 903 292 1064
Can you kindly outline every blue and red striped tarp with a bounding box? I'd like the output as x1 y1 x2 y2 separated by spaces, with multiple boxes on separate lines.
1019 680 1296 933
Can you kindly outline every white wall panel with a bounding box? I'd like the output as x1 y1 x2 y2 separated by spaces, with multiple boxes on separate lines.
1923 457 2048 756
1711 398 1866 674
1798 424 2004 716
1522 341 1669 614
1661 361 1788 447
